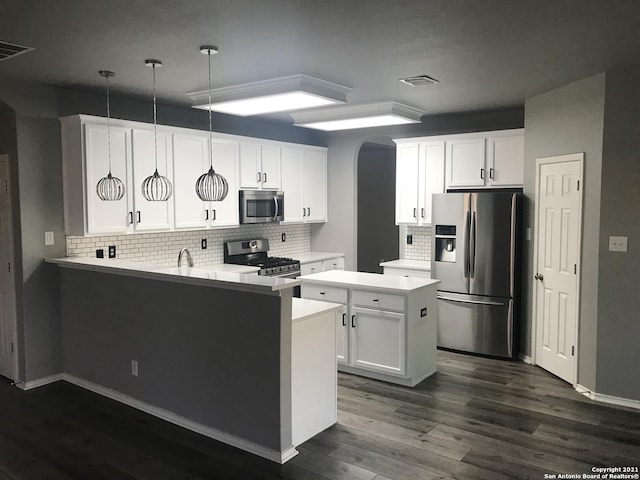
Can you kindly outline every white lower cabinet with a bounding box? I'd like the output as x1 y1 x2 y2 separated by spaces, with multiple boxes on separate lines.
300 261 323 276
351 306 405 375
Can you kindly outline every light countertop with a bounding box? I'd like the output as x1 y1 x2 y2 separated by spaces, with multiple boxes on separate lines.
292 298 343 323
379 259 431 271
295 252 345 264
299 270 439 293
47 257 297 294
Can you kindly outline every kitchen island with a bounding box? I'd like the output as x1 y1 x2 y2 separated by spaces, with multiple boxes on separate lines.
48 257 340 464
300 270 440 387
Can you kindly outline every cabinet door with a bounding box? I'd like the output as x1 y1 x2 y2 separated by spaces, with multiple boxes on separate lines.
280 148 305 223
303 150 327 222
239 142 261 189
322 256 344 271
172 133 208 230
260 145 281 189
421 141 445 225
300 261 323 276
207 141 239 228
131 129 173 231
445 138 486 188
487 134 524 186
84 123 132 234
395 143 420 224
337 306 349 365
351 306 405 376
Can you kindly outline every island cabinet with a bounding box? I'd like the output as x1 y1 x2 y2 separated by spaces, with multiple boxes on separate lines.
300 270 439 387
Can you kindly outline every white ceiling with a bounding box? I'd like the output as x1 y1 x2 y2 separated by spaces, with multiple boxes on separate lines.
1 0 639 121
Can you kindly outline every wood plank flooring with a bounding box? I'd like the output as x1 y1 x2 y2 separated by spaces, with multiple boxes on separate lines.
1 350 639 479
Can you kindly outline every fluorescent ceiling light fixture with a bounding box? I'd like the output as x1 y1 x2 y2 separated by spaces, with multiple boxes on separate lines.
187 74 351 116
292 102 424 131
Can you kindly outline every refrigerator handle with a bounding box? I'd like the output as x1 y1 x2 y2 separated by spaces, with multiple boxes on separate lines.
470 211 477 278
463 210 471 278
510 193 517 297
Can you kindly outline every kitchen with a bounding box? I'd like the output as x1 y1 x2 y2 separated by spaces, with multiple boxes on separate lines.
1 1 640 478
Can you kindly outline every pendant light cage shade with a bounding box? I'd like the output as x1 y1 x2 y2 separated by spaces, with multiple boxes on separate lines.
142 59 173 202
96 69 126 201
196 166 228 201
194 45 229 202
97 172 126 201
142 168 173 202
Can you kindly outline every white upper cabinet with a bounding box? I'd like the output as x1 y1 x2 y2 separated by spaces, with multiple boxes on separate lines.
239 143 281 190
281 147 327 224
172 133 209 230
395 141 445 225
207 141 240 228
445 129 524 189
83 123 133 234
131 129 174 231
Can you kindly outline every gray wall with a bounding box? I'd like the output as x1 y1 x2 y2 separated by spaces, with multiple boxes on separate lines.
59 268 290 452
596 66 640 399
311 109 524 270
523 74 606 391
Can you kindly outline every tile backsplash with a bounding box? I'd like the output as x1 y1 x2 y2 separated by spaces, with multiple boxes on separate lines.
402 225 432 261
66 223 311 266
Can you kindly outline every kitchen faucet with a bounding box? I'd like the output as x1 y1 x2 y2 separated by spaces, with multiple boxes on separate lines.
177 248 194 268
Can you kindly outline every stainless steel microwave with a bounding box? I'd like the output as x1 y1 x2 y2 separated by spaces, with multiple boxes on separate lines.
240 190 284 224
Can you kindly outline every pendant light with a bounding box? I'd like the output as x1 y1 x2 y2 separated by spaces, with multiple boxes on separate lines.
141 59 173 202
195 46 228 202
96 70 125 201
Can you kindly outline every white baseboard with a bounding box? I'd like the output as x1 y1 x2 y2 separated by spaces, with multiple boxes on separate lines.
576 384 640 411
518 353 534 365
62 374 298 464
17 373 63 391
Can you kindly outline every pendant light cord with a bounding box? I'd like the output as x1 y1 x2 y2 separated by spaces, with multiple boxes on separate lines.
105 73 112 174
152 63 158 171
207 49 213 169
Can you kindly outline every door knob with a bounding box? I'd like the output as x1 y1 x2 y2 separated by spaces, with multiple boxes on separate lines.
535 273 544 281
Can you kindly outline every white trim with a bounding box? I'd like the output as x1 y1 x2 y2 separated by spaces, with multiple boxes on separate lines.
518 353 534 365
17 373 63 390
62 374 298 464
576 384 640 411
532 153 584 385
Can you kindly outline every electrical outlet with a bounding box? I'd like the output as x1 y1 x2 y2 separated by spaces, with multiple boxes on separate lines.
108 245 116 258
96 249 104 258
44 231 55 246
608 236 628 252
131 360 138 376
406 235 413 245
201 238 207 249
281 233 286 242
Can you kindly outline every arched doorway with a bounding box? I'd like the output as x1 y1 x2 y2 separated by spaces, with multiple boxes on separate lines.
356 141 398 273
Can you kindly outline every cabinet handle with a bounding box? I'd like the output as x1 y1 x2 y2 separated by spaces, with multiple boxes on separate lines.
342 313 346 327
480 168 485 179
421 208 425 218
351 315 356 328
205 210 209 220
307 207 311 216
212 209 216 221
128 212 133 224
137 211 141 223
257 172 261 183
372 299 379 303
319 291 325 296
263 172 267 183
303 207 306 217
490 167 494 179
413 208 417 218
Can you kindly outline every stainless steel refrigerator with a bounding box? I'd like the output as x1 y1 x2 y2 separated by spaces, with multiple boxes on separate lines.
431 191 521 358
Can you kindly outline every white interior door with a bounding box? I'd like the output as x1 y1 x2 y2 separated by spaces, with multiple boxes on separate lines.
0 157 17 380
534 153 583 384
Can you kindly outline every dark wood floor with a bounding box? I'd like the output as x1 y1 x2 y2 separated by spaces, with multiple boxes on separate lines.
2 350 639 479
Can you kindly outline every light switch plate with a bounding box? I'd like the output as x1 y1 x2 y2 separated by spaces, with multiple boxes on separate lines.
608 235 628 252
44 231 54 245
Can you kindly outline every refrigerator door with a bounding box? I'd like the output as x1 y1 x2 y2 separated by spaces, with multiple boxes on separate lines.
437 292 514 358
468 192 517 298
431 193 469 293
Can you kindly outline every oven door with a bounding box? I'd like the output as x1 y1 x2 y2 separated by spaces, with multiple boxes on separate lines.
240 190 284 223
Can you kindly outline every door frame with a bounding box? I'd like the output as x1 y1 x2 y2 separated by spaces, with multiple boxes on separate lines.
531 152 584 386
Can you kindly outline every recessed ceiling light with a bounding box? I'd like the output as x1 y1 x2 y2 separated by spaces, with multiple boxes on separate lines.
292 102 423 131
187 74 351 116
399 75 439 87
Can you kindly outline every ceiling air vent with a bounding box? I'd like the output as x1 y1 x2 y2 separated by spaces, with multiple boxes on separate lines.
399 75 439 87
0 41 35 62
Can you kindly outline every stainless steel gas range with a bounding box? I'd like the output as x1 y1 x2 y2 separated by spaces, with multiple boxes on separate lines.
223 238 301 278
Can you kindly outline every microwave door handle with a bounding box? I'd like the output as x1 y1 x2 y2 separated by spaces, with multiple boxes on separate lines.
273 195 279 221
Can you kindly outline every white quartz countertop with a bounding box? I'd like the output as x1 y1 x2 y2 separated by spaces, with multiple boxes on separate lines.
299 270 439 293
292 298 343 323
379 259 431 271
295 252 345 264
47 257 297 294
